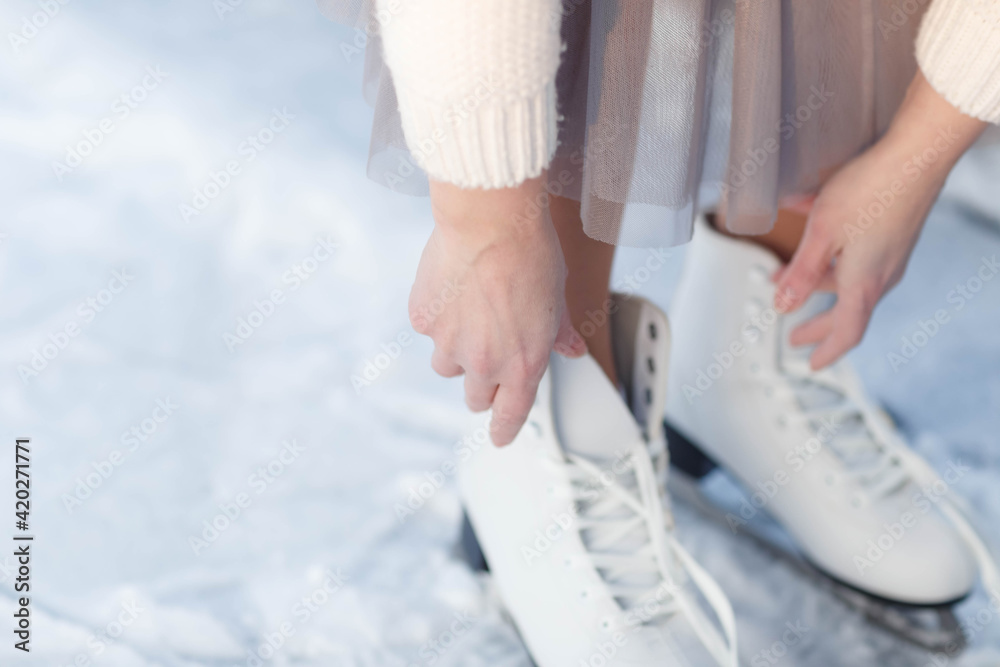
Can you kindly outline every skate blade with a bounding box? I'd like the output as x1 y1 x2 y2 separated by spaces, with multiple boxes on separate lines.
457 510 489 572
664 419 968 655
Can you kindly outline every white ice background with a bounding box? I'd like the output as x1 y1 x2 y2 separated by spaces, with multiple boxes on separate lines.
1 1 999 666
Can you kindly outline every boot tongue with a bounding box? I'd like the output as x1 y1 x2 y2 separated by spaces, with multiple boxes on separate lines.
549 353 670 599
549 353 643 461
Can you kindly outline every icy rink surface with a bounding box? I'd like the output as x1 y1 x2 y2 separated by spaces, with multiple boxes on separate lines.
1 1 999 665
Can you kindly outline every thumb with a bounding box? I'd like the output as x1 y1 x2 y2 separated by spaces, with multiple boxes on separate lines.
553 308 587 358
775 220 835 314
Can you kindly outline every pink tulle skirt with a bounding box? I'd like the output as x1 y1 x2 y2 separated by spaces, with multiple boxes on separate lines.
318 0 926 247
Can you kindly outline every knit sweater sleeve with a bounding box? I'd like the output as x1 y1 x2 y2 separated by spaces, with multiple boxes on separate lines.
376 0 562 189
916 0 1000 123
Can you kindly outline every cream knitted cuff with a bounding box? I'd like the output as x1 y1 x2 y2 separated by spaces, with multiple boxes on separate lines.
916 0 1000 124
376 0 562 190
394 81 559 190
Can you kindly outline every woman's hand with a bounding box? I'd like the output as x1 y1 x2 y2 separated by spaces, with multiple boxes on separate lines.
410 176 586 446
775 72 987 369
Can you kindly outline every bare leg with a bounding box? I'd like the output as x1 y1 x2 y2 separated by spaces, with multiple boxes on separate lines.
551 201 806 385
714 208 808 262
550 195 619 385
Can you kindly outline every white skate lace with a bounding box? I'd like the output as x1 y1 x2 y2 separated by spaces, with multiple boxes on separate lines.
769 331 910 501
775 333 1000 597
550 439 737 667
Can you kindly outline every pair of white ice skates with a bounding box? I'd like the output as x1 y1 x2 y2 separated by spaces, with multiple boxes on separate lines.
457 218 999 666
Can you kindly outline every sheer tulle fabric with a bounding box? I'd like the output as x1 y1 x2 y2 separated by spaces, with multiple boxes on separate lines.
317 0 925 247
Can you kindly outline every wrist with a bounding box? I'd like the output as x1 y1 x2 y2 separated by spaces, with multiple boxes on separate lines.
430 175 553 246
880 71 987 176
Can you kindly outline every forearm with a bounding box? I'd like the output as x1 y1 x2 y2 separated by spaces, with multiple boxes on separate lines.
881 71 987 175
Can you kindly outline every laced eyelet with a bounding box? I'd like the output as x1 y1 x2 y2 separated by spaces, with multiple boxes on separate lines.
580 589 590 600
648 323 657 340
647 357 655 373
600 617 613 631
644 388 653 405
529 420 543 437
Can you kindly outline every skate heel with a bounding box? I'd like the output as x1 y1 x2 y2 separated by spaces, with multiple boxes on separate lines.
459 511 489 572
664 420 718 480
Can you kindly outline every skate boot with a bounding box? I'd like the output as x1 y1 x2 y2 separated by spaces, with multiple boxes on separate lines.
458 294 738 667
664 216 999 614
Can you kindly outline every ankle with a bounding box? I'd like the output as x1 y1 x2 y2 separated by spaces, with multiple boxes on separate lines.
707 209 806 264
587 338 619 387
563 290 618 384
570 312 618 386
